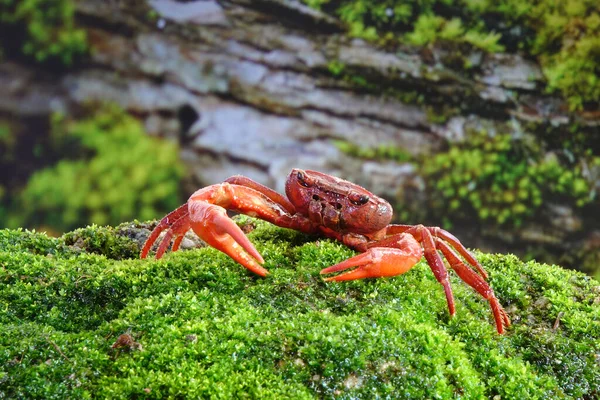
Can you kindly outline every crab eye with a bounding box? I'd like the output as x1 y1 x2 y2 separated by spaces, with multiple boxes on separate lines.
349 192 370 206
297 171 311 187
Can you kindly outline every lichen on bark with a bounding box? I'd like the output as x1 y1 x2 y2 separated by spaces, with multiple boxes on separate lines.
1 217 598 399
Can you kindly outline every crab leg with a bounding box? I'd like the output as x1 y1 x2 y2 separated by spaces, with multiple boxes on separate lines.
388 224 488 279
349 227 508 333
155 213 191 259
363 228 457 317
321 234 423 281
140 203 189 259
416 226 456 316
435 239 510 333
225 175 296 214
171 234 185 253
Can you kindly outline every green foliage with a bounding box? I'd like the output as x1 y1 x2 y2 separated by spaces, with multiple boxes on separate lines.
531 1 600 110
62 223 145 260
406 14 504 53
304 0 600 109
326 60 346 76
333 139 412 162
0 0 87 64
1 219 599 398
422 133 596 226
306 0 506 51
0 227 68 256
15 105 184 232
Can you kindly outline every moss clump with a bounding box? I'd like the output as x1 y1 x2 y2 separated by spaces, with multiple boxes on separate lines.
61 222 148 260
0 227 68 256
422 132 597 226
531 0 600 110
333 139 412 163
7 105 184 232
305 0 600 110
405 14 504 53
1 218 598 398
0 0 87 65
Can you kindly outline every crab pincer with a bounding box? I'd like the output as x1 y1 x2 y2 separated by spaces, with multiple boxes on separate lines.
141 182 295 277
188 201 268 276
321 234 423 281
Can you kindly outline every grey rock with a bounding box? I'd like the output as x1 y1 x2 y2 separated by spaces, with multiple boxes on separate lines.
478 54 544 90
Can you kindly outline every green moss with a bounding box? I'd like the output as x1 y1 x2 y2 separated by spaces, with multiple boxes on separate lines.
333 139 412 163
61 223 145 260
405 14 504 53
422 132 597 226
327 60 346 76
1 218 598 398
530 0 600 110
0 0 88 65
11 104 184 232
0 228 68 256
325 64 380 92
425 104 460 124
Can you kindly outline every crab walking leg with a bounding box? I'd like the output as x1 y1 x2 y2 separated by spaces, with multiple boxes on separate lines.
320 234 423 281
155 213 191 259
141 203 189 258
430 227 488 279
388 224 488 280
435 239 511 334
171 234 185 253
399 226 457 316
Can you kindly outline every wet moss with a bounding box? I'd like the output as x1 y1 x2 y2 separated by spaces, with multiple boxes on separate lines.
1 218 598 398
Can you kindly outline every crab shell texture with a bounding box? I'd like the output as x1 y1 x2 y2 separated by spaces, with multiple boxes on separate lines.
285 169 392 236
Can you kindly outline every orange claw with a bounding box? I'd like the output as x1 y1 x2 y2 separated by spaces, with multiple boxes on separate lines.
141 182 287 277
321 235 423 281
188 201 268 277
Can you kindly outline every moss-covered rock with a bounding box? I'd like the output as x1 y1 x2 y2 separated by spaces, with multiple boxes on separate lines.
305 0 600 110
1 218 598 399
422 131 597 227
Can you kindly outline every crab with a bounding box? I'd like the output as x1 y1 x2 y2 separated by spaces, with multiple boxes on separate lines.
141 169 510 333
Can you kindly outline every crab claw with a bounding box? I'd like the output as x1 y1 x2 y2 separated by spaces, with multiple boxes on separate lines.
189 201 268 277
321 236 423 281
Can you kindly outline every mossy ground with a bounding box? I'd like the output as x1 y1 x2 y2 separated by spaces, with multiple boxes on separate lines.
1 217 599 399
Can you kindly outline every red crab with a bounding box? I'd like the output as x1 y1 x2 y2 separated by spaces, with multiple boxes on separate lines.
141 169 510 333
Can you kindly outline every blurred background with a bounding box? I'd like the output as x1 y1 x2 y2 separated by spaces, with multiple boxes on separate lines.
0 0 598 279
